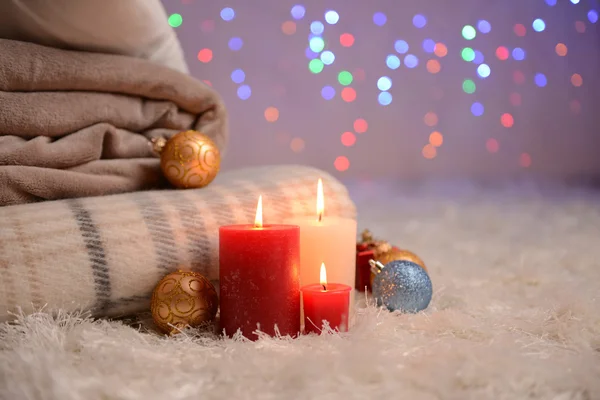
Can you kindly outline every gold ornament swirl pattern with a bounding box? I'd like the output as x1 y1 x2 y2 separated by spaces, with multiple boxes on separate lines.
160 131 221 189
150 270 219 334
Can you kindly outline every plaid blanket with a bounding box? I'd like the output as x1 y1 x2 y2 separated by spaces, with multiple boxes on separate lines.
0 165 356 321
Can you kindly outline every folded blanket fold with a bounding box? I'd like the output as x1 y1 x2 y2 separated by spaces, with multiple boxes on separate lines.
0 165 356 321
0 39 228 206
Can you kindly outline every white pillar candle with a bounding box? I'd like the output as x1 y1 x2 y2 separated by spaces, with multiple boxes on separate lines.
286 179 357 302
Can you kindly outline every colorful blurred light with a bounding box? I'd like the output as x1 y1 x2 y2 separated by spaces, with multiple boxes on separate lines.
321 86 336 100
575 21 586 33
290 138 305 153
496 46 509 60
512 47 525 60
394 40 409 54
220 7 235 21
309 37 325 52
545 0 557 5
514 24 526 36
197 48 213 63
341 132 356 147
477 64 491 78
555 43 568 56
237 85 251 100
168 14 182 28
534 73 547 87
519 153 531 168
338 71 353 85
228 37 243 51
422 144 437 159
426 59 441 74
532 19 546 32
477 20 491 33
570 0 580 4
340 33 354 47
404 54 418 68
571 73 583 87
334 156 350 171
424 112 438 127
413 14 427 28
305 47 318 59
461 47 475 62
486 138 499 153
354 119 368 133
462 25 476 40
341 87 356 102
473 50 484 64
310 21 325 35
386 55 401 69
471 102 484 116
324 10 339 24
463 79 476 94
429 132 443 147
422 39 436 53
264 107 279 122
377 76 392 91
309 59 324 73
501 113 514 128
373 12 387 26
378 92 392 106
434 43 448 57
513 70 526 85
320 51 335 65
291 5 306 20
281 21 296 35
231 69 245 83
589 10 599 23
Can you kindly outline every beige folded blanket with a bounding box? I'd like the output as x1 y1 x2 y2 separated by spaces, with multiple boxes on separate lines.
0 39 228 206
0 165 356 321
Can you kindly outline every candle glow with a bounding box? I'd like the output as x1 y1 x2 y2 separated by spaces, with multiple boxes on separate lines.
254 195 263 228
320 262 327 290
317 178 324 222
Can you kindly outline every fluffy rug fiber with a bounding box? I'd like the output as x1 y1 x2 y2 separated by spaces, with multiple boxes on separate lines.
1 182 599 400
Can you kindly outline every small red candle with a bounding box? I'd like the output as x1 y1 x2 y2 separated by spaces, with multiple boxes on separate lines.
219 196 300 339
301 263 352 334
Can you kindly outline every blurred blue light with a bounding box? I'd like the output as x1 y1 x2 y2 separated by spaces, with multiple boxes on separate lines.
394 40 409 54
373 12 387 26
386 54 401 70
377 76 392 91
589 10 599 23
512 47 526 60
404 54 418 68
220 7 235 21
413 14 427 28
228 37 243 51
320 51 335 65
422 39 435 53
534 73 547 87
545 0 557 5
477 64 491 78
231 69 245 84
305 47 318 59
310 21 325 35
471 102 484 116
570 0 580 4
477 20 491 33
237 85 251 100
321 86 336 100
378 92 393 106
473 50 484 64
309 37 325 52
291 5 306 20
324 10 339 24
532 19 546 32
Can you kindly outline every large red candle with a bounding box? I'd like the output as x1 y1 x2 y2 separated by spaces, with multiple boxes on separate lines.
301 263 351 334
219 196 300 339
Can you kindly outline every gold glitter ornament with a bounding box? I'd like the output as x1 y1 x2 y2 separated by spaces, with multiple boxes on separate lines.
150 270 219 335
377 249 427 272
152 130 220 189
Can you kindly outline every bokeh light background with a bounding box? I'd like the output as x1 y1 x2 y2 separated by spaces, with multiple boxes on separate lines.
162 0 600 181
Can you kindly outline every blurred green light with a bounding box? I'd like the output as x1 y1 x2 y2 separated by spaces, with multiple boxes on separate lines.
462 25 476 40
462 79 476 94
461 47 475 62
168 13 183 28
337 71 353 85
309 59 324 74
309 37 325 53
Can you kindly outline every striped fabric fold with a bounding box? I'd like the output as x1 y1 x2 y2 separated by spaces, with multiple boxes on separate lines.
0 165 356 320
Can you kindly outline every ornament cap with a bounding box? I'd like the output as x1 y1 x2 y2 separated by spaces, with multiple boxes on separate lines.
150 137 167 154
369 259 386 274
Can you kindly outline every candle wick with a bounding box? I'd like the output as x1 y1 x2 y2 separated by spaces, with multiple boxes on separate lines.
322 284 326 291
318 212 322 222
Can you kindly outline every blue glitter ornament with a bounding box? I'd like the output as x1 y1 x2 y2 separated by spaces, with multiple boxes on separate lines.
369 259 432 313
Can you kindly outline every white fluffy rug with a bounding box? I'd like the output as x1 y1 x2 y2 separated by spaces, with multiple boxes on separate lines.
2 182 600 400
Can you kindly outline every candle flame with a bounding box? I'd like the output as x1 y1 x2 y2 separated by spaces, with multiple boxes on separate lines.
320 262 327 290
316 178 324 222
254 195 263 228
